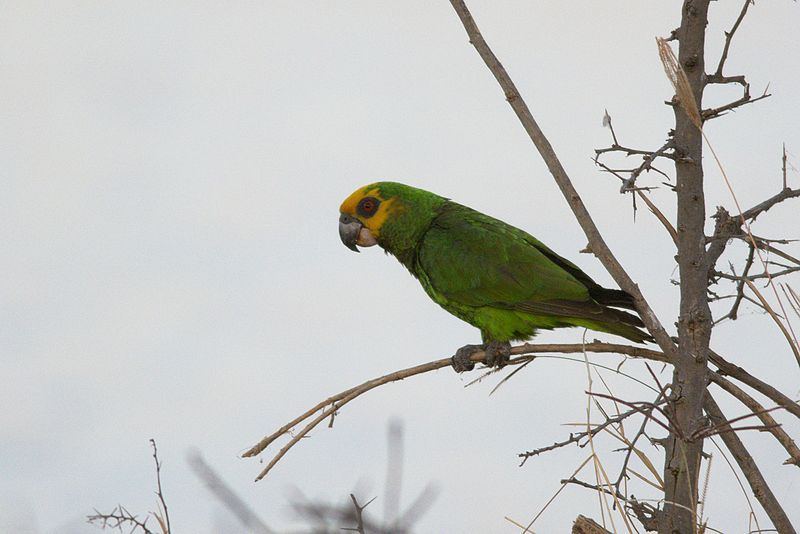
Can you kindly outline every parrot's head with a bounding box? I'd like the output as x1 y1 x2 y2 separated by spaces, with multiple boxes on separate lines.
338 182 445 257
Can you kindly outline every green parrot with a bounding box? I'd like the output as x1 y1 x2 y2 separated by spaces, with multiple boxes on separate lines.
338 182 652 371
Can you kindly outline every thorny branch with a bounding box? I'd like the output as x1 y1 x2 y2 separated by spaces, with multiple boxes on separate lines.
88 440 171 534
703 0 771 120
709 0 753 82
88 506 155 534
595 112 676 194
518 396 668 464
342 494 375 534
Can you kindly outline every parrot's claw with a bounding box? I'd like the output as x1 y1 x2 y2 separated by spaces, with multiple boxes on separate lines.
484 340 512 368
451 341 512 372
451 344 481 372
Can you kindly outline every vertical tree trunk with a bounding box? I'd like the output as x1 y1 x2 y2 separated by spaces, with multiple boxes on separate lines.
660 2 712 533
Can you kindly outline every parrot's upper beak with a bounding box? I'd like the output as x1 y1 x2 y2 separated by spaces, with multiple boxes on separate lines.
339 213 363 252
339 213 377 252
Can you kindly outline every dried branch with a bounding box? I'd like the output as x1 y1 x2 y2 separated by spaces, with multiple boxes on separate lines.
713 266 800 284
149 439 170 534
612 390 667 495
703 395 797 534
712 243 756 325
711 376 800 466
243 342 669 479
705 158 799 282
701 88 771 121
244 340 800 484
243 356 447 481
594 138 676 177
635 190 679 245
708 348 800 421
587 392 676 437
518 397 667 464
88 505 155 534
702 0 771 120
741 186 800 222
88 440 171 534
708 0 754 82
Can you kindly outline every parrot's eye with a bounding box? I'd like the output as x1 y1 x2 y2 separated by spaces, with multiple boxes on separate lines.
357 196 381 218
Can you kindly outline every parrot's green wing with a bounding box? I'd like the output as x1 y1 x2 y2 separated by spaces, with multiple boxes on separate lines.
415 202 650 344
418 203 595 312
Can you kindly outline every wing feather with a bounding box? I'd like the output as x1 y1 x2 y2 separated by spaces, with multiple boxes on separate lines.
418 203 592 312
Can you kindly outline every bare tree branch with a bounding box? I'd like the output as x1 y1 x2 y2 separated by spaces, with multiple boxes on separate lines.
711 376 800 467
708 0 754 82
708 348 800 421
518 396 667 464
88 505 155 534
703 394 797 534
149 439 170 534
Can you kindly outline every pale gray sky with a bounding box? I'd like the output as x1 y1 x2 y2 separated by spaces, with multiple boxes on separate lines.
2 2 799 533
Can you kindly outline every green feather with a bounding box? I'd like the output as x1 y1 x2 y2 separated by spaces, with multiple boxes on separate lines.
365 182 652 344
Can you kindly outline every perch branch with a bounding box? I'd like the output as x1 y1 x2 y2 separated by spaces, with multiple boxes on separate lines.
244 342 800 481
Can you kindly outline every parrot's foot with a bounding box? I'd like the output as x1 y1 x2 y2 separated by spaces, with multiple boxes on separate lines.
450 341 512 372
451 344 481 372
484 340 512 368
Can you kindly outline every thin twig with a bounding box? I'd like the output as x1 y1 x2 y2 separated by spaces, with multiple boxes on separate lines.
612 389 667 495
710 0 754 80
586 392 676 437
149 439 170 534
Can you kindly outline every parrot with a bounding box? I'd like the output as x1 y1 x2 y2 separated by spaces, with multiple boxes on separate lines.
338 182 652 372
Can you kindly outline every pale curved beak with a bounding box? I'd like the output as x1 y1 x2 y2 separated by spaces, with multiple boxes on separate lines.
339 213 362 252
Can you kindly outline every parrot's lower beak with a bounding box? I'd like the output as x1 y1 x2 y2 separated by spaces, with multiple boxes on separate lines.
339 213 378 252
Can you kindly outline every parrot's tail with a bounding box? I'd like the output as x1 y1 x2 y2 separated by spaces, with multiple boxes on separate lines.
586 285 656 344
594 309 655 344
588 285 638 311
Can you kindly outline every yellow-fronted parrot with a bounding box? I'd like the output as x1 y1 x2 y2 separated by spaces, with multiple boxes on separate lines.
338 182 652 371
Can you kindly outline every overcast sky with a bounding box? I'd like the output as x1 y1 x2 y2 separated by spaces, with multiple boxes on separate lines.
2 1 799 533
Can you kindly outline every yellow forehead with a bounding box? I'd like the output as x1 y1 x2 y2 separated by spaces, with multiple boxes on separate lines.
340 186 380 214
339 186 399 237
